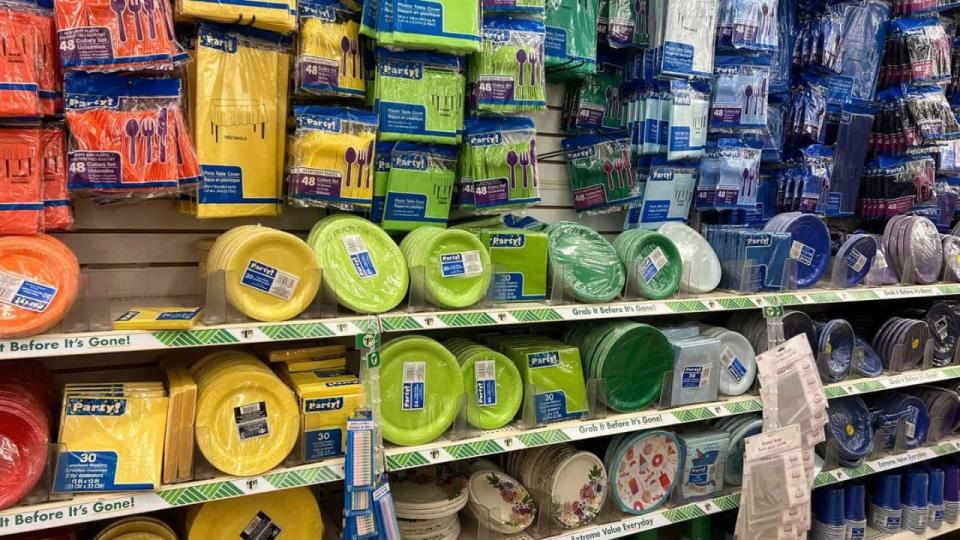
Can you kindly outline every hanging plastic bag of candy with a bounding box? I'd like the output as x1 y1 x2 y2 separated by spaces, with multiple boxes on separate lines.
562 131 641 215
287 105 378 212
470 16 547 114
457 117 541 214
56 0 181 71
297 0 364 99
65 72 199 202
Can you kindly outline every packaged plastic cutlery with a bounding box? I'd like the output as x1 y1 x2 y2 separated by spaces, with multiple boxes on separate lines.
0 127 43 236
41 124 73 232
710 54 772 130
56 0 182 71
696 138 762 210
562 132 642 215
287 105 379 212
457 117 541 214
469 16 547 113
64 72 199 202
0 3 48 118
296 0 365 99
381 143 457 232
561 51 626 133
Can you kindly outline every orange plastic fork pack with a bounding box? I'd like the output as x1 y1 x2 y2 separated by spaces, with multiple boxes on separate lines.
64 72 200 201
41 125 72 231
0 5 42 119
55 0 180 71
0 127 43 236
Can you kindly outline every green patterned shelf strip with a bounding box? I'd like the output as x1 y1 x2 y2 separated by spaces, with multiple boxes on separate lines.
153 329 238 347
157 481 244 506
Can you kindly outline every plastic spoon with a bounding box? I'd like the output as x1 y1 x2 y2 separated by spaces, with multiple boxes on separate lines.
111 0 127 42
516 49 527 88
603 159 615 191
744 85 753 119
340 36 350 76
125 119 140 165
507 150 518 189
344 147 357 187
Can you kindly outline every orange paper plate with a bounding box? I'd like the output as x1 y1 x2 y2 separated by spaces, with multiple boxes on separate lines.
0 235 79 338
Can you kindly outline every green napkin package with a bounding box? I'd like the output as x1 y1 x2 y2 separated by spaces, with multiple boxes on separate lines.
382 143 457 232
561 52 625 132
470 16 547 113
370 141 394 224
561 132 642 215
362 0 481 54
545 0 598 79
457 117 541 213
482 335 588 424
479 229 547 302
375 48 466 144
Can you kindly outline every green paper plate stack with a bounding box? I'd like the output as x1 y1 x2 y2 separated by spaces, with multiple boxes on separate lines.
307 215 409 314
613 229 683 300
400 228 493 309
564 322 674 412
482 335 588 424
546 221 625 303
379 336 465 446
443 338 523 430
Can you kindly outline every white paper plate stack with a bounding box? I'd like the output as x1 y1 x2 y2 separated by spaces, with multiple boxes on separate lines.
392 467 468 539
465 469 537 534
505 444 607 529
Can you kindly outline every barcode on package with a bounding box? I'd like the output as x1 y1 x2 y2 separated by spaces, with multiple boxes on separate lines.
0 270 58 313
720 346 747 382
475 360 497 407
440 251 483 277
241 260 299 300
240 511 282 540
642 247 668 283
342 235 377 279
402 361 426 410
234 402 270 440
789 241 815 266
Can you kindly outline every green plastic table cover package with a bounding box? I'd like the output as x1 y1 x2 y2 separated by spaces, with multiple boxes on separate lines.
374 48 465 144
482 335 588 424
457 117 541 214
544 0 598 79
470 16 547 113
381 143 457 232
477 228 548 302
360 0 481 54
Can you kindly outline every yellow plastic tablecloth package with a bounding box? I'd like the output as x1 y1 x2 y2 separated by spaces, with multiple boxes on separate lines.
297 2 364 98
187 487 324 539
193 24 290 218
179 0 296 35
288 370 364 461
112 307 202 331
55 384 168 492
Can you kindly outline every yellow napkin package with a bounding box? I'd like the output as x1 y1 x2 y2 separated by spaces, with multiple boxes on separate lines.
193 24 291 219
179 0 296 34
113 307 203 331
288 370 364 461
55 384 169 492
160 361 198 484
287 105 378 212
296 1 365 98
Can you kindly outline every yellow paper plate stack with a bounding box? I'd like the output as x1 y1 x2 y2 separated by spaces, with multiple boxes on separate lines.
206 226 321 322
57 383 169 492
95 516 178 540
160 360 198 485
186 488 324 539
191 350 299 476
